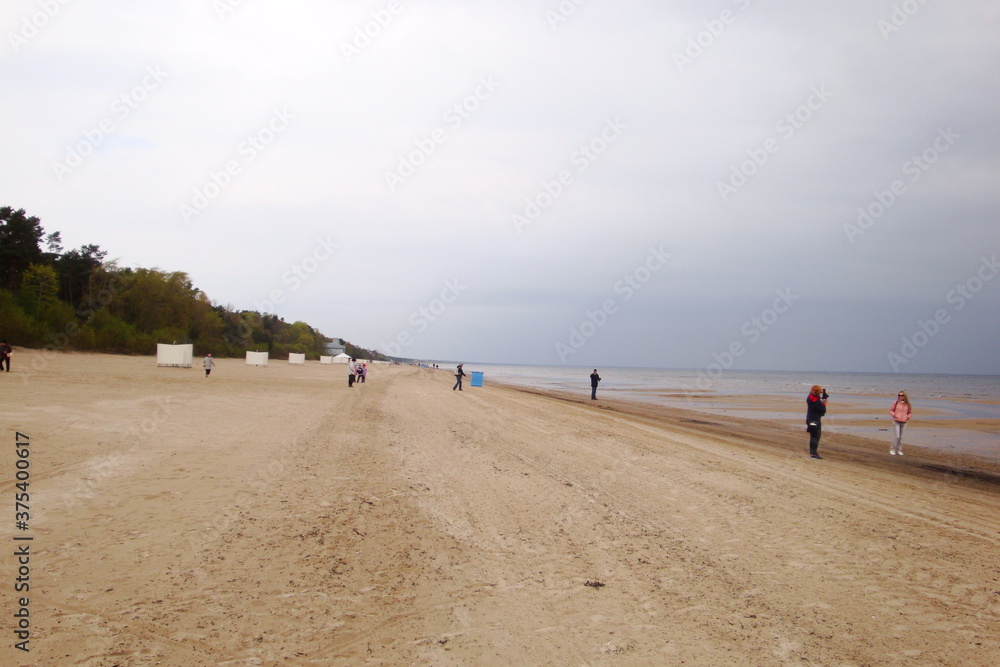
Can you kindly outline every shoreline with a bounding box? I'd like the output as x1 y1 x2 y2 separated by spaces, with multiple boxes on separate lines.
433 365 1000 463
9 347 997 461
491 382 1000 490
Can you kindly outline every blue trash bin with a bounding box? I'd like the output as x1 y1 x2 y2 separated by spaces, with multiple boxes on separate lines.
470 371 484 387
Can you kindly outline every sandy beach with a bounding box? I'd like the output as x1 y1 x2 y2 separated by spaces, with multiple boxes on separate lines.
3 350 999 666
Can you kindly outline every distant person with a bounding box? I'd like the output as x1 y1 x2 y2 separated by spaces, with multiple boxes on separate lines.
889 390 913 455
360 363 368 383
203 353 215 377
348 358 357 387
0 340 11 372
590 369 601 400
806 385 829 459
453 363 466 391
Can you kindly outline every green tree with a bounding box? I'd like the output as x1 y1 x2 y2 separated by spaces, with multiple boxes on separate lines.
21 264 59 304
0 207 45 290
0 289 37 345
56 244 108 307
110 269 200 336
1 206 352 359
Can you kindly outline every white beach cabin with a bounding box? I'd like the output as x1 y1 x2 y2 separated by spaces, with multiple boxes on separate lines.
245 351 269 366
156 343 193 368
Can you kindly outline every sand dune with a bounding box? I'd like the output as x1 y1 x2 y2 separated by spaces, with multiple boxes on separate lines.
3 351 999 665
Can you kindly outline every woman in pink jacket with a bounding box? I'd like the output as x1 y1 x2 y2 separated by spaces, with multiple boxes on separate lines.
889 390 913 455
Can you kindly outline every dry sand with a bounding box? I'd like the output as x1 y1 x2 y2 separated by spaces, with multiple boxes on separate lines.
2 350 999 666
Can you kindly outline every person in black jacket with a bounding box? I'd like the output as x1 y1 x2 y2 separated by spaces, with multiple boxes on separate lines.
806 385 828 459
590 369 601 400
0 341 11 372
453 363 466 391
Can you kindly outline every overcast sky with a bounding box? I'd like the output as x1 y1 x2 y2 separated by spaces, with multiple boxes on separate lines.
3 0 998 374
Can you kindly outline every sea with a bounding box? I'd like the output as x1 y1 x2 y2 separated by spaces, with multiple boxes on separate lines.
431 363 1000 460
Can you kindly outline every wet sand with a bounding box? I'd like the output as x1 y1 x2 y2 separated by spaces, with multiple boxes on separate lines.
603 389 1000 461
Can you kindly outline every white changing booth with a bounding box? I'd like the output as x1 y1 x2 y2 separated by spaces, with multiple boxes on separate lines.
157 343 193 368
245 351 269 366
320 356 333 364
288 353 306 365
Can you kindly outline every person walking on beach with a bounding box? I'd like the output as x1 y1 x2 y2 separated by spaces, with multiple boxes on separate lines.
348 358 357 387
0 340 11 372
889 390 913 455
453 363 466 391
203 353 215 377
360 363 368 383
806 385 829 459
590 369 601 400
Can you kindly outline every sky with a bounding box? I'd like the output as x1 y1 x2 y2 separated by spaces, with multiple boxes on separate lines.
3 0 998 374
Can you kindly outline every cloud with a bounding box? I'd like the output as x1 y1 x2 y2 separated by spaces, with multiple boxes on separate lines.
2 0 998 373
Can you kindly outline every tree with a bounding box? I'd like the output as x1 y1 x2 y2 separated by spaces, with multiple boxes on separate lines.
110 268 199 336
1 206 352 358
45 231 63 256
55 244 107 307
0 207 45 290
21 264 59 304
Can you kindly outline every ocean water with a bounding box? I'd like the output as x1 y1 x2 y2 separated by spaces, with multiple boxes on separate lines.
439 364 1000 460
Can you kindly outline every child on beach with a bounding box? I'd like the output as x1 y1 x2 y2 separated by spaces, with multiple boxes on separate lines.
889 391 912 455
